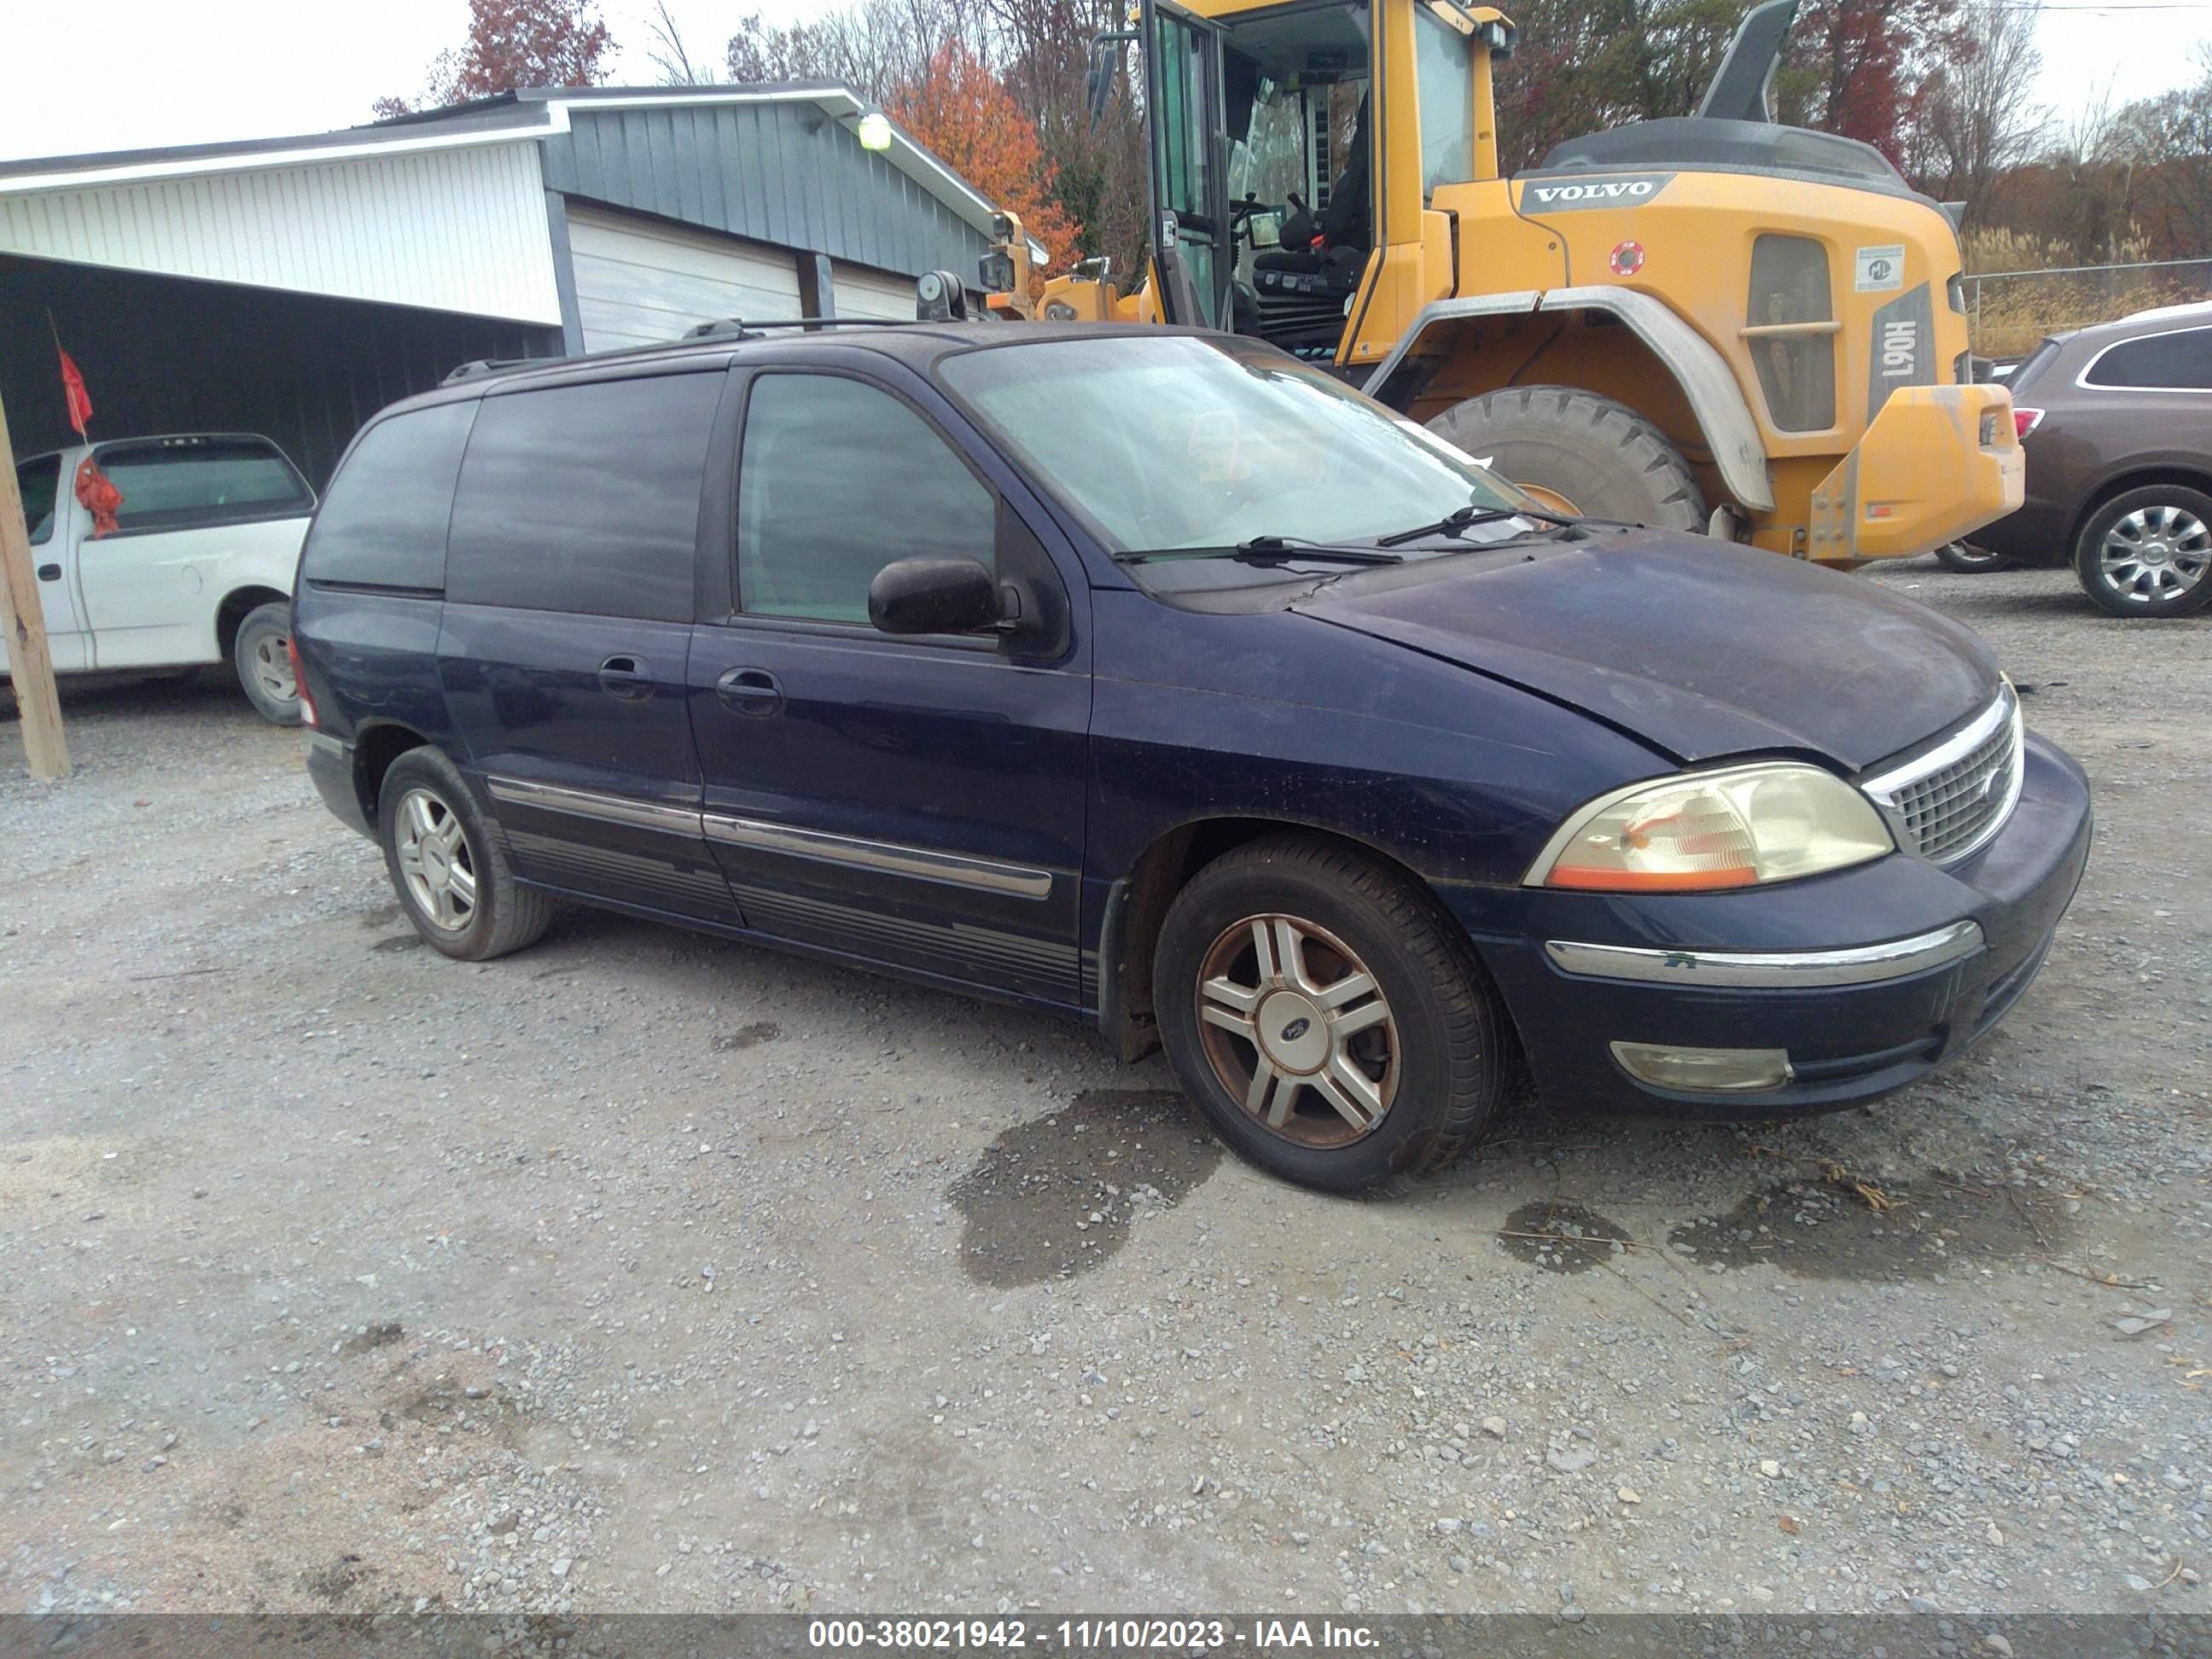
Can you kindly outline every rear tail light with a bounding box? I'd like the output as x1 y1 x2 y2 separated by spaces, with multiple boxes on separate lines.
2014 407 2044 439
287 634 317 728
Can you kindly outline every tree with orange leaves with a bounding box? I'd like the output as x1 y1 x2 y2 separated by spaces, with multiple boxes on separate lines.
888 44 1082 281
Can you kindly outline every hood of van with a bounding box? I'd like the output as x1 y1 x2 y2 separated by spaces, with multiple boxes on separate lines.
1293 534 1998 771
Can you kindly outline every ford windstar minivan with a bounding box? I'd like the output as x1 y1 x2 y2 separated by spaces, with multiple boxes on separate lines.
294 323 2091 1192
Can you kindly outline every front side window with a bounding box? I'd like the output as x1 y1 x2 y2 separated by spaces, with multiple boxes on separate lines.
93 438 312 533
303 401 478 591
15 454 60 546
445 372 722 622
2084 328 2212 390
939 335 1526 566
736 375 997 623
1412 8 1474 201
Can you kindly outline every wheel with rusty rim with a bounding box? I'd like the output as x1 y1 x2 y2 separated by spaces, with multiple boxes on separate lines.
1155 834 1510 1192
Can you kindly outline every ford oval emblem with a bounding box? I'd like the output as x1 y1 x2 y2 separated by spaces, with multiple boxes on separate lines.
1280 1017 1312 1042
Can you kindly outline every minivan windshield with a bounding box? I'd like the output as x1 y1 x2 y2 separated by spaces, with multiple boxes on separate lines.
938 335 1535 567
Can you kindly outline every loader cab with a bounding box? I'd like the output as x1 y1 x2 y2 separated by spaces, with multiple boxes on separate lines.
1134 0 1485 361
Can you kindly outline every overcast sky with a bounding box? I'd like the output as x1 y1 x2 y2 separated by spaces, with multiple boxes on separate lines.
2 0 2204 165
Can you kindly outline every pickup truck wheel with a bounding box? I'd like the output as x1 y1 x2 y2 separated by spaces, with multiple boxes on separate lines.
377 748 556 962
1153 835 1508 1193
1426 387 1707 533
232 602 301 725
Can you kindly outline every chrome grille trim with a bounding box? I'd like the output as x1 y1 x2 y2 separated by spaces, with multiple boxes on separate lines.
1861 684 2024 865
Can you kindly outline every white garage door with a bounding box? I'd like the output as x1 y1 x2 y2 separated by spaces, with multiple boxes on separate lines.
568 205 802 351
830 259 923 322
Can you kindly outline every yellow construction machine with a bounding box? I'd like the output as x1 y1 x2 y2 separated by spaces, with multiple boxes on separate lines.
984 0 2020 564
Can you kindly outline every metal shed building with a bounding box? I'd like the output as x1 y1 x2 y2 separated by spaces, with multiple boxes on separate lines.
0 85 1026 487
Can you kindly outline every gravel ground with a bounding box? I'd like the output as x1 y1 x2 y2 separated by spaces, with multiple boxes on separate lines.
0 559 2206 1622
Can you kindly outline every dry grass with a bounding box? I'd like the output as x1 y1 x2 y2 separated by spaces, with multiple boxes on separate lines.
1959 227 2211 358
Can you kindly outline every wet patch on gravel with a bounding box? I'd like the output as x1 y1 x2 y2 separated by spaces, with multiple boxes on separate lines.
713 1021 782 1052
1499 1200 1633 1273
369 933 421 954
948 1089 1220 1288
1669 1167 2075 1278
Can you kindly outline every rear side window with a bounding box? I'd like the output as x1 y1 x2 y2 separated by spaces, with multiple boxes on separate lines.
1747 235 1837 432
736 374 996 622
303 401 479 591
2083 327 2212 390
446 373 722 622
15 455 59 546
96 437 312 533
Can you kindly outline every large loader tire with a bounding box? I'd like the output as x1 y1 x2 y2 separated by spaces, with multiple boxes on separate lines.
1427 386 1708 533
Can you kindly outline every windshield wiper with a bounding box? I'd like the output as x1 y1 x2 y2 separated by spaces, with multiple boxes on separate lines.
1376 504 1537 547
1113 538 1404 568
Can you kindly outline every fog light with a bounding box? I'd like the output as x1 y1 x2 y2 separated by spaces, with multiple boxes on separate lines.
1610 1041 1793 1092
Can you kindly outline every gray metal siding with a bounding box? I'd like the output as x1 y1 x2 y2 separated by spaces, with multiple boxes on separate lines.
540 104 991 280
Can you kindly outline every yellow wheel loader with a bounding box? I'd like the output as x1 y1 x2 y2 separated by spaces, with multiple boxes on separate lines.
997 0 2022 564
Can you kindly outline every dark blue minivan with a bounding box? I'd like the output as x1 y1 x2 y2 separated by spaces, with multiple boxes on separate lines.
294 323 2091 1192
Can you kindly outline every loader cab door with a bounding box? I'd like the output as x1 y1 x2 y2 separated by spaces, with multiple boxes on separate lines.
1144 0 1235 328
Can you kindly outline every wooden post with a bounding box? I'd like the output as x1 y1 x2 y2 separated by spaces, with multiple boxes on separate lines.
0 387 70 779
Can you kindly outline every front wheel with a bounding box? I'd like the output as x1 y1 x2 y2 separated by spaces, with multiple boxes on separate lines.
2072 485 2212 617
232 602 301 725
1935 541 2012 573
1154 835 1510 1193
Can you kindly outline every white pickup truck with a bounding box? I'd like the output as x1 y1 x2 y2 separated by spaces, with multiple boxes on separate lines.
7 433 315 725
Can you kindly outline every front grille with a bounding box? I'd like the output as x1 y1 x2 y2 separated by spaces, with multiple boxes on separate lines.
1864 685 2024 864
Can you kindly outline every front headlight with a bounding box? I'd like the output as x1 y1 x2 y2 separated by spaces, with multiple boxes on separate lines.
1525 763 1895 892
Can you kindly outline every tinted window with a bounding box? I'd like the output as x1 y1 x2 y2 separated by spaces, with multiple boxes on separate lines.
2084 328 2212 390
96 437 312 533
14 455 59 547
736 375 995 622
302 402 478 591
446 373 723 622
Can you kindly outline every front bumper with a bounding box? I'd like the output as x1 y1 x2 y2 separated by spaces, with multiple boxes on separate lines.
1458 731 2091 1120
1808 384 2024 563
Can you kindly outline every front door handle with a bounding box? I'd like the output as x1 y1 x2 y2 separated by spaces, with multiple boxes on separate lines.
597 655 655 701
36 563 61 581
715 667 783 717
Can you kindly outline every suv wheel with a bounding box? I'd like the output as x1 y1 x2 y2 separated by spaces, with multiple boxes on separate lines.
1154 835 1509 1193
232 602 302 725
2074 485 2212 617
377 748 556 961
1934 542 2011 573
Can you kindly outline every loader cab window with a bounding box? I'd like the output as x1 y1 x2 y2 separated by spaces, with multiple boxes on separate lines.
1215 2 1375 359
1412 7 1474 197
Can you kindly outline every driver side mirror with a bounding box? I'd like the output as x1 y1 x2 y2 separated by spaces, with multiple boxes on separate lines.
1085 31 1136 132
869 557 1008 637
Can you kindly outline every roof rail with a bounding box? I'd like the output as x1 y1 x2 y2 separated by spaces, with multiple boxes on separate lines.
442 357 538 384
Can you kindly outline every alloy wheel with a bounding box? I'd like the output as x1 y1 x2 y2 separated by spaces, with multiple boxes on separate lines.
393 787 478 932
2099 504 2211 605
1193 914 1400 1147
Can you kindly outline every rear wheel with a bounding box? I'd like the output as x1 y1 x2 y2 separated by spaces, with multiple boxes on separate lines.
1154 835 1509 1193
377 747 555 961
2072 485 2212 617
1426 386 1707 532
232 602 301 725
1935 541 2012 573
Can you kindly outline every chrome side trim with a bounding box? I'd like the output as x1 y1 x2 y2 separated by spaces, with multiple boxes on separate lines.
1544 921 1983 987
486 776 705 835
703 813 1053 900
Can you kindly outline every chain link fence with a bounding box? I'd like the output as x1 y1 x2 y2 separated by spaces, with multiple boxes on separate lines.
1964 257 2212 358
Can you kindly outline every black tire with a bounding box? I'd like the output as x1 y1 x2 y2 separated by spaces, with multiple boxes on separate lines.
231 602 302 725
376 747 555 962
1426 386 1707 532
1153 834 1509 1193
2072 484 2212 618
1934 541 2012 573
